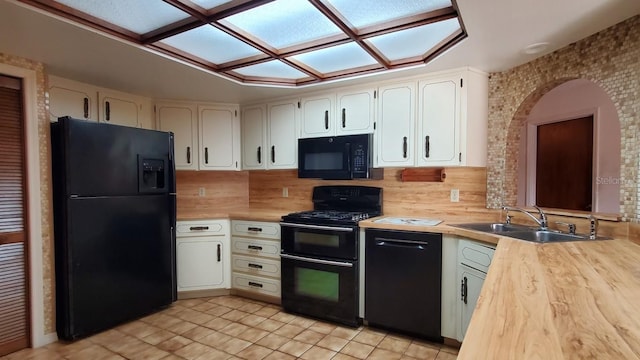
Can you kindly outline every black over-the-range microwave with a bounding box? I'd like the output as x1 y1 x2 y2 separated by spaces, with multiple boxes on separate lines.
297 134 383 180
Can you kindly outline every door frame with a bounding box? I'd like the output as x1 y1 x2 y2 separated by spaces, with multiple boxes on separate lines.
0 63 49 347
524 107 599 210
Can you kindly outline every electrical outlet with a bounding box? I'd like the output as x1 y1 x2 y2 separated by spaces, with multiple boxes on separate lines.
198 187 205 197
282 187 289 198
450 189 460 202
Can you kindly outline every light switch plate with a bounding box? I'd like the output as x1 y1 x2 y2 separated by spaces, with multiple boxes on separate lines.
198 187 205 197
282 187 289 198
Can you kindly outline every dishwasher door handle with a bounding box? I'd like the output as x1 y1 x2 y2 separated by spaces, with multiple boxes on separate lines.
374 238 426 250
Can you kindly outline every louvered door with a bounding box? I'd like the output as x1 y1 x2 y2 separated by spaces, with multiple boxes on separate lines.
0 75 29 356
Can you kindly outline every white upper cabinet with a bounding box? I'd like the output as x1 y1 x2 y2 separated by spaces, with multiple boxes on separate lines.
99 90 148 128
417 78 460 166
336 89 375 135
156 102 198 170
300 95 334 138
199 104 241 171
375 68 488 168
241 105 267 170
48 78 97 122
267 99 298 169
48 75 153 129
376 83 416 167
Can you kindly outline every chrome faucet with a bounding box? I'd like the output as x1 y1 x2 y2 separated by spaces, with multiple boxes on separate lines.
503 205 548 230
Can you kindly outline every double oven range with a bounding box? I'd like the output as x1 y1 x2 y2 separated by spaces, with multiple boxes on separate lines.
280 185 382 327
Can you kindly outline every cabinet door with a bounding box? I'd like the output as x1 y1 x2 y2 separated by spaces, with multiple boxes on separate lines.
376 83 415 167
337 89 374 135
176 237 225 291
417 78 460 166
300 95 333 138
156 102 198 170
199 105 241 170
268 100 298 169
99 92 140 128
458 265 485 341
241 105 267 170
49 85 96 122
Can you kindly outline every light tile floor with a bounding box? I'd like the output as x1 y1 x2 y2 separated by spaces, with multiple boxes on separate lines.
2 295 458 360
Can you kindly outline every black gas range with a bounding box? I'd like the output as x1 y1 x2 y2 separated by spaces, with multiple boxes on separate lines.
279 185 382 327
281 185 383 227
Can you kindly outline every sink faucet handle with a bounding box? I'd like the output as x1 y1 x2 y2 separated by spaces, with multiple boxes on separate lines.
533 205 548 229
502 206 512 224
555 221 576 235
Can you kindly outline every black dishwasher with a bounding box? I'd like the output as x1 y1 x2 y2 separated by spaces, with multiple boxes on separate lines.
365 229 442 342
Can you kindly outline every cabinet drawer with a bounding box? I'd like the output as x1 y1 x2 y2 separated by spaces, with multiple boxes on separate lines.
458 239 495 273
233 273 280 298
232 255 280 278
177 220 228 237
232 221 280 239
232 237 280 259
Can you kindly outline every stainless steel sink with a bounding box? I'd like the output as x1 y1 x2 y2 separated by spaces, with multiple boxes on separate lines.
450 222 611 243
452 222 533 233
505 230 588 243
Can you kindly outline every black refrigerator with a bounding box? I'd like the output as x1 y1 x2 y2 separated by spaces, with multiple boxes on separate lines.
51 116 177 341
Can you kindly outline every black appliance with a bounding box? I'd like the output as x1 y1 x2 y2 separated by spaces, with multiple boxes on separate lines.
50 116 177 340
365 229 443 341
280 185 382 327
297 134 382 180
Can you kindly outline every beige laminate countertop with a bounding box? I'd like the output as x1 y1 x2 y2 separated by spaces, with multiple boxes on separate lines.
361 217 640 359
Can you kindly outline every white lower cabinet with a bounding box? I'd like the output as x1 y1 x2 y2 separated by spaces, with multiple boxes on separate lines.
456 238 495 341
231 220 281 300
176 220 230 293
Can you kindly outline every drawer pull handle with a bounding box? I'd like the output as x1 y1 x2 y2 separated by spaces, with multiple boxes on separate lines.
461 276 468 304
247 245 263 251
189 226 209 231
248 281 263 288
248 263 263 269
247 227 263 232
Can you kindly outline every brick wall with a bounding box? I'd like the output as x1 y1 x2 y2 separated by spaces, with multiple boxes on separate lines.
486 15 640 221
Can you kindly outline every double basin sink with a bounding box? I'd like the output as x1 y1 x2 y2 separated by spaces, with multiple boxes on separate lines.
450 222 607 243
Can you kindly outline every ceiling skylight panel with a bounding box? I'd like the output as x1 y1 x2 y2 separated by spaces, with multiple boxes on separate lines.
232 60 308 80
222 0 344 49
160 25 262 65
55 0 190 34
326 0 452 29
190 0 233 10
289 42 378 75
367 18 461 61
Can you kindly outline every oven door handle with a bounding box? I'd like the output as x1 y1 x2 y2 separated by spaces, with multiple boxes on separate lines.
280 222 354 232
280 253 353 268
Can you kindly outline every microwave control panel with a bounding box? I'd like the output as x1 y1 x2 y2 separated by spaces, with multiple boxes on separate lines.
352 144 367 177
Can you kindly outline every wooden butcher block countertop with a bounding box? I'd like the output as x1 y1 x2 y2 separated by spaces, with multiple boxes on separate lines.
457 236 640 360
360 217 640 359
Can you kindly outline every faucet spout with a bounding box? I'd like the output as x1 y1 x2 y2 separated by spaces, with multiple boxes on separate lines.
503 206 548 230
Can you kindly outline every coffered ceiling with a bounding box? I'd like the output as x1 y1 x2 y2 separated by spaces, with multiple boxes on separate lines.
0 0 638 103
18 0 466 86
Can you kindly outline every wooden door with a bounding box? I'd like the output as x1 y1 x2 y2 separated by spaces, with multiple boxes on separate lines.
300 96 333 138
536 116 593 211
156 102 198 170
267 100 298 169
336 90 374 135
0 75 29 356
